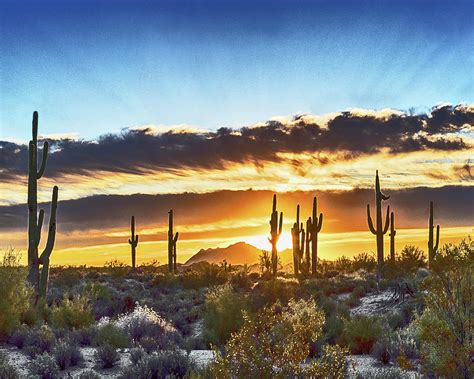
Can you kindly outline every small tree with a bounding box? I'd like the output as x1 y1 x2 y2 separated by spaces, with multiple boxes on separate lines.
259 250 272 275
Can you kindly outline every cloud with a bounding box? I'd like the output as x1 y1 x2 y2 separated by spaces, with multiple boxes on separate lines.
0 104 472 183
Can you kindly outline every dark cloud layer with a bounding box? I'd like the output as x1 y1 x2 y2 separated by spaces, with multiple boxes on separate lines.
1 186 472 235
1 104 472 180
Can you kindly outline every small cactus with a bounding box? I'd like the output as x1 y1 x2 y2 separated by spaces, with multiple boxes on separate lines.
291 205 305 275
307 196 323 276
367 170 390 281
428 201 440 267
268 194 283 276
389 212 396 261
128 216 139 269
168 210 179 273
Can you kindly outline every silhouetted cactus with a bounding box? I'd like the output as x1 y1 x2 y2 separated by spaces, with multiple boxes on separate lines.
367 170 390 280
168 210 179 273
307 196 323 276
389 212 396 261
291 205 305 275
428 201 440 267
128 216 139 269
27 111 58 299
268 194 283 276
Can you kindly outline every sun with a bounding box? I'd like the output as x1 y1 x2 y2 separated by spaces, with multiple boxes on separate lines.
246 231 293 251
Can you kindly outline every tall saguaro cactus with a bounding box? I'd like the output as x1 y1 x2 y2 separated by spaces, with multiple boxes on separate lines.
389 212 396 261
128 216 139 269
27 111 58 299
168 210 179 273
367 170 390 280
307 196 323 276
428 201 440 267
291 205 305 275
268 194 283 276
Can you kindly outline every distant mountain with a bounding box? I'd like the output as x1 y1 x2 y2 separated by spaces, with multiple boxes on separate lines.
184 242 263 266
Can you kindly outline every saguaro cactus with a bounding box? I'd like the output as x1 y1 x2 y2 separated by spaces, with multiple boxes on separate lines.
291 205 305 276
27 111 58 299
268 194 283 276
307 196 323 276
389 212 396 261
367 170 390 280
168 210 179 273
128 216 139 269
304 218 311 273
428 201 440 267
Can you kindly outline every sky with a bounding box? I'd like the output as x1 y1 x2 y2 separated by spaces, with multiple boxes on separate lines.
0 0 473 265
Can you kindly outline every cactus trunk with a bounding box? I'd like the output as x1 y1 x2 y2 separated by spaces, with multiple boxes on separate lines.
428 201 440 267
168 210 179 273
27 112 58 299
367 170 390 281
389 212 396 261
128 216 139 269
268 194 283 276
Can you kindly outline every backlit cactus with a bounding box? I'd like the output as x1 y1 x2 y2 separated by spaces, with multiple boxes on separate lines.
27 111 58 299
367 170 390 281
291 205 305 275
168 209 179 273
389 212 396 261
128 216 139 269
307 196 323 276
268 194 283 276
428 201 440 267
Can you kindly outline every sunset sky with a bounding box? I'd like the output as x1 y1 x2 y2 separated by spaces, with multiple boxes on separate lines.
0 0 473 265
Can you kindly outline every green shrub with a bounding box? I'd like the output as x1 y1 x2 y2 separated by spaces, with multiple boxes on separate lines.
28 353 60 379
397 245 426 273
341 315 383 354
94 344 120 369
94 323 129 348
52 339 83 370
0 249 32 338
0 351 19 379
202 285 248 346
50 295 94 330
25 325 57 356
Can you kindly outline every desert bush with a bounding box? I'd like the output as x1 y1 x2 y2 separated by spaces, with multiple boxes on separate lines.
415 238 473 378
210 298 348 377
105 259 129 278
52 339 83 370
119 350 194 378
77 370 101 379
51 266 83 288
250 277 300 309
341 315 383 354
94 323 129 348
0 351 19 379
397 245 426 273
129 346 146 365
71 326 97 346
229 266 253 290
25 325 57 356
9 325 30 348
94 344 120 369
0 249 32 338
50 295 94 330
28 353 60 379
352 252 376 272
181 262 228 289
371 334 396 364
202 285 248 346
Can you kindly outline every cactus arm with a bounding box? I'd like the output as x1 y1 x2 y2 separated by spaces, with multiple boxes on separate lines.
380 192 390 201
135 235 139 244
39 186 58 263
316 213 323 232
174 232 179 243
36 209 44 246
434 225 440 252
278 212 283 236
367 204 376 235
36 141 49 179
382 206 390 234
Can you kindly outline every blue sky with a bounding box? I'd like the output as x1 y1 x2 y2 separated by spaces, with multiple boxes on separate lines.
1 0 473 140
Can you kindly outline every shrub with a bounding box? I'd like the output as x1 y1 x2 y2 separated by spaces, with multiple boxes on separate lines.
28 353 60 379
129 346 146 365
26 325 57 356
105 259 129 278
52 339 83 370
371 335 396 364
94 344 120 369
210 298 347 377
397 245 426 273
202 285 248 346
341 315 383 354
0 249 32 338
352 252 376 272
9 325 30 348
50 295 94 330
0 351 19 379
119 350 195 378
77 370 101 379
94 323 129 348
415 238 473 378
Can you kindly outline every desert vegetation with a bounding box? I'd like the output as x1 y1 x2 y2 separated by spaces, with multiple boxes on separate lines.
0 112 472 378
